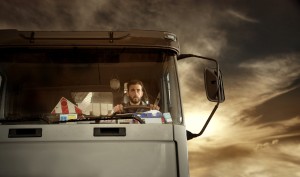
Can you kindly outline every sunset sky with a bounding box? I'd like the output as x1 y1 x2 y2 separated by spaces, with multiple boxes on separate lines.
1 1 300 176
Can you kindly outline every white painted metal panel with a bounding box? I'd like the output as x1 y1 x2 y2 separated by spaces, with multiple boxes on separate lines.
0 124 178 177
0 141 177 177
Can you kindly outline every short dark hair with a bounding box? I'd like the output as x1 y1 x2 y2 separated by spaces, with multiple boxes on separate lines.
127 80 144 91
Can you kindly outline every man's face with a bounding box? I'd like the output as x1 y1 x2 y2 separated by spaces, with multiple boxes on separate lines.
127 84 143 105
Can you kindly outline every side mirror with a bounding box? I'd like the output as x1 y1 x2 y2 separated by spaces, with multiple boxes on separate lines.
204 68 225 102
178 54 225 140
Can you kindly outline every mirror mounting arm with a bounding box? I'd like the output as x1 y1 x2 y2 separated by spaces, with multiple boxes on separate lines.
178 54 219 72
186 102 219 140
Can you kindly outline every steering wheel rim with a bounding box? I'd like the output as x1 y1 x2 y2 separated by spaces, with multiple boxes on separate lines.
123 105 150 110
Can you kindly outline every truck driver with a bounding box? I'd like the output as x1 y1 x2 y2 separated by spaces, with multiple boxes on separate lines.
112 79 160 113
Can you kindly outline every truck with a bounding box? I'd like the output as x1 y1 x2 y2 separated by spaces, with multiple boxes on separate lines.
0 29 224 177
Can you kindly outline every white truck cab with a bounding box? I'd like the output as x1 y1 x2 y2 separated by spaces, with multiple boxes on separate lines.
0 29 224 177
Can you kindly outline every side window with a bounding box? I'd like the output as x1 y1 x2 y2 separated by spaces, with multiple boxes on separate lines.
161 57 183 124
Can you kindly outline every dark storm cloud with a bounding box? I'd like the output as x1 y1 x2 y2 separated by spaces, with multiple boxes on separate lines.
285 124 300 136
0 1 78 30
242 86 300 124
0 0 226 55
0 0 176 30
216 0 300 61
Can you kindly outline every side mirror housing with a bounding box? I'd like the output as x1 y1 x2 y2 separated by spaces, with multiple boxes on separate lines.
204 68 225 102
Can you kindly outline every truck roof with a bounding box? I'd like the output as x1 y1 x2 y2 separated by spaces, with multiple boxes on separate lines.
0 29 180 54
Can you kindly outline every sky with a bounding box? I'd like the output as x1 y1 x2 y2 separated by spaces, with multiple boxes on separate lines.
1 0 300 176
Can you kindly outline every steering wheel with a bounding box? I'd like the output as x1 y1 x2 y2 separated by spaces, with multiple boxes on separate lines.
123 105 151 111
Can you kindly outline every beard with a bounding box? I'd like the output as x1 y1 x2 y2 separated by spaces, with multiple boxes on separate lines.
129 96 141 104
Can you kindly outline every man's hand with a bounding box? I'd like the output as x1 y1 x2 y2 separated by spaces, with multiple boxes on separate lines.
150 104 160 110
113 104 124 114
112 103 159 114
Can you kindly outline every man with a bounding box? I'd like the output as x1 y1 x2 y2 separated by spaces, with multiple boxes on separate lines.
113 80 159 113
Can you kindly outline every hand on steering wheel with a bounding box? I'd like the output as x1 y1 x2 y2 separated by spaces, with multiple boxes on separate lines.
113 104 159 114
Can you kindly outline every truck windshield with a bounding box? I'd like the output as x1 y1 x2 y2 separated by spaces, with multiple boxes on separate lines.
0 48 182 125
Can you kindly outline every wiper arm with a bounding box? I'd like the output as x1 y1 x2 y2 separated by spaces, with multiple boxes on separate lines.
53 113 145 124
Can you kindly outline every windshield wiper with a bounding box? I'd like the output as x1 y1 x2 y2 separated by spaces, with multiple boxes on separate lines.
0 113 146 124
53 113 145 124
0 116 50 125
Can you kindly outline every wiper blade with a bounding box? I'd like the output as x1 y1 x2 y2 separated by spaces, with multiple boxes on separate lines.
0 113 146 124
0 116 50 125
54 113 145 124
